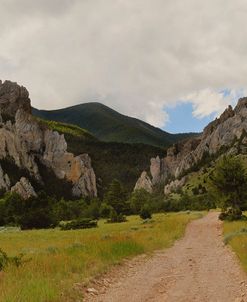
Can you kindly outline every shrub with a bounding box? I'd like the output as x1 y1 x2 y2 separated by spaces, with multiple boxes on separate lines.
107 209 127 223
130 189 152 214
99 203 113 218
0 249 27 271
83 199 101 219
19 208 56 230
140 204 152 220
60 218 98 230
219 208 247 221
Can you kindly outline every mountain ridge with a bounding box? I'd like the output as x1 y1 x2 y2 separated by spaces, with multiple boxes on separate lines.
33 102 198 148
135 98 247 194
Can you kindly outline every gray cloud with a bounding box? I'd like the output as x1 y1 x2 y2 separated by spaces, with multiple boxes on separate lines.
0 0 247 127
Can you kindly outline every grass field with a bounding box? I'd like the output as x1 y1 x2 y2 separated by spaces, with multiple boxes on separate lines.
0 212 201 302
223 213 247 272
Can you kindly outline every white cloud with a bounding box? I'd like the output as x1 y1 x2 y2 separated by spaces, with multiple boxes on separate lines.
182 88 245 120
0 0 247 128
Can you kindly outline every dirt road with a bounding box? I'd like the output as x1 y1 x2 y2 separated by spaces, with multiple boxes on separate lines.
85 212 247 302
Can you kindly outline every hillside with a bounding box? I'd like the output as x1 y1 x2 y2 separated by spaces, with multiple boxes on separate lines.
33 102 197 148
0 80 97 200
39 118 166 196
135 98 247 198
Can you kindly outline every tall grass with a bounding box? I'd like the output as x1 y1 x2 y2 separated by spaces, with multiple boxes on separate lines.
0 213 200 302
223 214 247 271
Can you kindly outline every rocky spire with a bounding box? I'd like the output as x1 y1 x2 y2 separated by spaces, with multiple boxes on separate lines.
0 80 31 118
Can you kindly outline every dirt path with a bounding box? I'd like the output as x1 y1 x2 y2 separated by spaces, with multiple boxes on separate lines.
84 212 247 302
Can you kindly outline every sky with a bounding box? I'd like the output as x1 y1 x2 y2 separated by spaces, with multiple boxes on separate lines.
1 0 247 133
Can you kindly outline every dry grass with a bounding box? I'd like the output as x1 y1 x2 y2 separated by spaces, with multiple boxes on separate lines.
223 213 247 272
0 212 201 302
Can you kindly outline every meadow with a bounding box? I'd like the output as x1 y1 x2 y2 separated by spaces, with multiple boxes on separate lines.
223 215 247 272
0 212 201 302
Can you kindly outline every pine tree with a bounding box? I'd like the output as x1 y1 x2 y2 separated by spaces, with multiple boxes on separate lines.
104 179 129 214
210 155 247 219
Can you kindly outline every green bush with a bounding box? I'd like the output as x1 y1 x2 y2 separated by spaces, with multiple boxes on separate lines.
60 218 98 230
99 202 113 218
219 208 247 221
130 189 152 214
140 204 152 220
107 209 127 223
0 249 27 271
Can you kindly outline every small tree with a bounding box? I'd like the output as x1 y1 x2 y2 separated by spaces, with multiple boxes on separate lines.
104 179 129 215
210 155 247 220
130 189 152 214
99 202 113 218
140 204 152 220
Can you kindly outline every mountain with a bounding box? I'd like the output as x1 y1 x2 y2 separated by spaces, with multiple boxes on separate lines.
40 119 166 197
135 100 247 194
0 80 97 200
33 102 197 148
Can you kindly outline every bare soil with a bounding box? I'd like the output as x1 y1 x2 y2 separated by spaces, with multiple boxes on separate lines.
84 212 247 302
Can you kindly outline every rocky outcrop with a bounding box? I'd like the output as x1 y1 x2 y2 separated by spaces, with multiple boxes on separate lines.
134 171 153 193
0 80 97 198
11 177 37 200
0 165 10 191
0 80 31 118
136 97 247 194
164 177 187 195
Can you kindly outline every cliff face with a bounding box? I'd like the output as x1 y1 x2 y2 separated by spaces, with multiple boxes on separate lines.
135 98 247 193
0 80 97 199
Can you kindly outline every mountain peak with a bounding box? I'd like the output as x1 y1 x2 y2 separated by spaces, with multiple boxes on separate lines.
33 102 197 148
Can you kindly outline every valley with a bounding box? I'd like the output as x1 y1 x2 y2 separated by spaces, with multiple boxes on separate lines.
85 212 247 302
0 80 247 301
0 212 198 302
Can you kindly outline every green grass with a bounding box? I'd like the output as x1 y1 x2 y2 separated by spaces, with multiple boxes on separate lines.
223 213 247 271
0 212 201 302
37 118 96 141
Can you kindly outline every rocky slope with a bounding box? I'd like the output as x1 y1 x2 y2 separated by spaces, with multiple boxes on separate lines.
0 80 97 199
135 98 247 194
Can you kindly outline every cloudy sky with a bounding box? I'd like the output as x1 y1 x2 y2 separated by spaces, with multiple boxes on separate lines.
1 0 247 132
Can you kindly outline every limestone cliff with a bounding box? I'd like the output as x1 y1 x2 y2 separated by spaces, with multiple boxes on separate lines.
0 80 97 199
135 98 247 193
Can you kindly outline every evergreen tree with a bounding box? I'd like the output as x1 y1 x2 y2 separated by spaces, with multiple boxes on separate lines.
210 155 247 219
130 189 152 214
104 179 129 214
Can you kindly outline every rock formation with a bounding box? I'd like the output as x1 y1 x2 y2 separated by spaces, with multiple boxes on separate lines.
0 165 10 191
164 177 187 195
0 80 97 199
11 177 37 200
135 98 247 193
134 171 153 193
0 80 31 117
